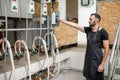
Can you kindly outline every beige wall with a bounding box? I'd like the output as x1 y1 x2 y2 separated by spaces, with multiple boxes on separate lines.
99 1 120 44
55 0 78 47
55 22 77 47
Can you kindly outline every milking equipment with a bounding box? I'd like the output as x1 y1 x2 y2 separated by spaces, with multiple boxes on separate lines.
0 0 60 80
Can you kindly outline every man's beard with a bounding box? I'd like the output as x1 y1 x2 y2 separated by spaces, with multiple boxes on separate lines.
89 21 96 28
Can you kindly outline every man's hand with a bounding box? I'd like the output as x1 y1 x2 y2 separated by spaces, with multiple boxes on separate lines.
98 64 104 72
57 18 61 22
57 18 85 32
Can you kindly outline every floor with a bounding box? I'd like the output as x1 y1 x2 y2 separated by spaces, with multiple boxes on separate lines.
51 70 86 80
51 46 109 80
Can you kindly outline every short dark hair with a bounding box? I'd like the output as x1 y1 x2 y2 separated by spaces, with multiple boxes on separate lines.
91 13 101 22
71 18 78 23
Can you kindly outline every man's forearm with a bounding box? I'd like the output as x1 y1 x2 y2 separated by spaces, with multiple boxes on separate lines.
58 18 84 32
101 51 109 66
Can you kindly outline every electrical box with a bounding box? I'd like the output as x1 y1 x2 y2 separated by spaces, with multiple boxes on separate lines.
0 0 33 18
0 0 21 18
20 0 32 18
0 1 1 17
52 11 59 26
81 0 90 6
42 3 48 16
81 0 94 7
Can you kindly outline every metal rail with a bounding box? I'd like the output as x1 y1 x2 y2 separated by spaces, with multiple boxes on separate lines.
108 22 120 80
0 28 54 32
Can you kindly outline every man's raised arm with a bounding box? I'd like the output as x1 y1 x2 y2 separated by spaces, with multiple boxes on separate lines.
58 18 85 32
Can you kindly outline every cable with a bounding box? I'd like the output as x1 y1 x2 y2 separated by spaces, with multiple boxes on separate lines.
14 40 23 61
14 40 31 80
32 36 50 80
2 39 16 80
44 32 60 77
4 50 8 80
32 37 45 68
4 51 13 80
0 39 7 80
0 39 4 60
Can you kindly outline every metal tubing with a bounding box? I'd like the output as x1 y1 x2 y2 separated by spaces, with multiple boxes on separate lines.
1 39 16 80
25 0 29 42
14 40 31 80
32 36 50 80
14 40 22 55
44 32 60 77
4 0 8 39
0 28 54 32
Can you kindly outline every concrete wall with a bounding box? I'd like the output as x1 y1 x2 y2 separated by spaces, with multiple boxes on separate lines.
78 0 96 45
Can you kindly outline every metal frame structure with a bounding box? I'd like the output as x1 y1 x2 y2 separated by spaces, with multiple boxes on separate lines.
0 0 60 80
108 22 120 80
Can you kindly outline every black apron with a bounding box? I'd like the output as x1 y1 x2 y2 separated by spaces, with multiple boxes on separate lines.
83 28 103 80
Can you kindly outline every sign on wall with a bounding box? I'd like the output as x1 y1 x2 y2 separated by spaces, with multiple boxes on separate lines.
11 0 18 12
29 0 35 14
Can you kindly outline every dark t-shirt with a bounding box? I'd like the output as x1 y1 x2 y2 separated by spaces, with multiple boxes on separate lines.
83 27 109 79
84 27 109 48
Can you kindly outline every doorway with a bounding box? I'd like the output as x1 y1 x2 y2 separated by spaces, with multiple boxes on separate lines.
66 0 78 21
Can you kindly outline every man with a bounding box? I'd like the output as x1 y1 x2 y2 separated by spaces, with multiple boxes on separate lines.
58 13 109 80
